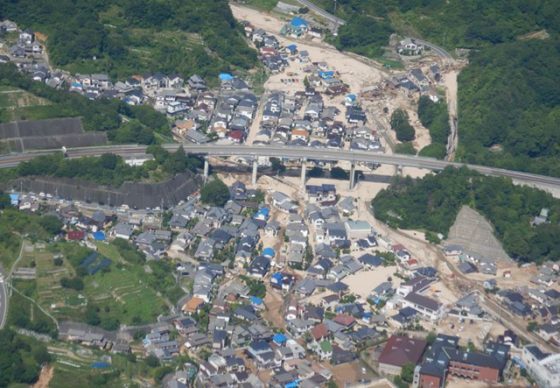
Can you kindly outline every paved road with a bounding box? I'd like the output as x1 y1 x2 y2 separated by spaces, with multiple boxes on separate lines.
294 0 345 26
0 268 7 329
2 144 560 189
411 37 453 60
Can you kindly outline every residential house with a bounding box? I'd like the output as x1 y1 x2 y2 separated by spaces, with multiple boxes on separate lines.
522 344 560 388
402 292 444 321
378 335 427 375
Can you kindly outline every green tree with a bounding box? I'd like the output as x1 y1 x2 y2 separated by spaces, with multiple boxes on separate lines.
145 354 160 368
395 142 416 155
419 143 446 159
200 178 230 206
391 109 415 142
400 362 415 383
38 215 63 235
0 192 10 209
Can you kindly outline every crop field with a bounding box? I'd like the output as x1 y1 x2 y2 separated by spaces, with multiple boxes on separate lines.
0 86 59 123
15 241 168 325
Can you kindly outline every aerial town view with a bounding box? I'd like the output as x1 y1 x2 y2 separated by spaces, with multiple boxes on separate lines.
0 0 560 387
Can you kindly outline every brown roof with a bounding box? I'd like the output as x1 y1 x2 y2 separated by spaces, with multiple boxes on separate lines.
333 314 355 327
310 323 329 341
175 119 195 130
291 128 309 137
378 335 427 367
182 297 204 313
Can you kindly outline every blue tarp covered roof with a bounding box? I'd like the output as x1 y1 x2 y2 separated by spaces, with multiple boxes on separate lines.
291 17 308 28
286 44 297 50
319 71 335 79
250 296 263 305
92 231 106 241
263 247 275 258
273 333 287 344
219 73 234 81
9 193 19 206
91 361 111 369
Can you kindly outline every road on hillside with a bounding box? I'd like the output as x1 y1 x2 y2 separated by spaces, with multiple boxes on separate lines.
0 268 8 329
294 0 345 26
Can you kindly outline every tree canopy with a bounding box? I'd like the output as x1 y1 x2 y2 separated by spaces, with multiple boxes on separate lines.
390 109 415 142
1 148 200 187
200 178 230 206
334 15 393 58
0 329 51 387
457 39 560 176
0 0 257 80
373 167 560 263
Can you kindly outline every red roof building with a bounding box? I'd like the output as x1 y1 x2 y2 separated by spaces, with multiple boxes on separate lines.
333 314 356 328
310 323 329 341
378 335 427 375
67 230 85 241
227 130 245 143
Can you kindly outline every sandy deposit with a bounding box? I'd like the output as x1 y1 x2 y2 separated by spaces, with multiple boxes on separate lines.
231 4 387 93
343 266 399 300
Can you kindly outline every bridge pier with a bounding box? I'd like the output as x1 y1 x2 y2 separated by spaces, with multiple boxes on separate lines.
349 162 356 190
300 159 307 189
203 157 209 181
252 159 258 185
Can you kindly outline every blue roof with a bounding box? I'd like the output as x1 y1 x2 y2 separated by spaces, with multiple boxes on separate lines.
250 296 263 305
9 193 19 206
91 361 110 369
263 247 275 257
291 17 308 28
92 231 106 241
272 272 283 281
273 333 287 344
219 73 234 81
319 71 335 79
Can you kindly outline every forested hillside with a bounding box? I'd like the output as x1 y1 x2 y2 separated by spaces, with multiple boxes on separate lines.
0 0 257 79
372 167 560 263
457 40 560 176
312 0 560 176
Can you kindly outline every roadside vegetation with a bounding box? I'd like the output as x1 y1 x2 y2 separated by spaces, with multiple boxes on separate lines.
372 167 560 263
0 145 202 187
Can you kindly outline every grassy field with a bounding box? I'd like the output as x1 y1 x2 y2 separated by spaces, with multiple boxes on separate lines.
7 279 58 336
0 234 22 270
48 342 146 388
0 87 61 123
